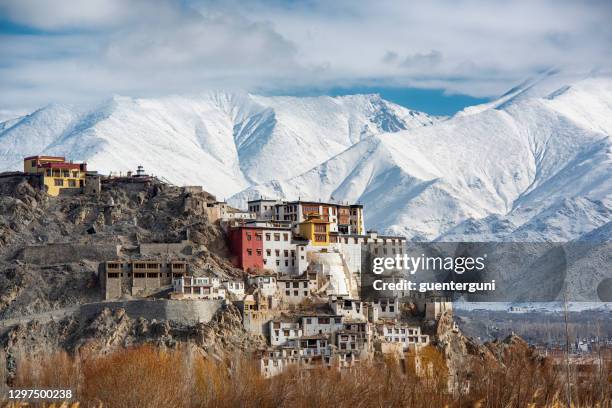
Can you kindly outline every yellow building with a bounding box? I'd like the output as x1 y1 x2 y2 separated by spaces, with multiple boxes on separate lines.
24 155 87 196
298 216 330 246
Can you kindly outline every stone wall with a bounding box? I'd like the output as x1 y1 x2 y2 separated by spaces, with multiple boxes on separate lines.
139 240 194 256
79 299 223 325
23 242 120 265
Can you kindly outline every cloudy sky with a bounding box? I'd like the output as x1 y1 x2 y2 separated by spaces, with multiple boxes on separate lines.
1 0 611 116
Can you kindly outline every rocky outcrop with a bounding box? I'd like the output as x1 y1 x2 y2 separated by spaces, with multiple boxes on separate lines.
1 303 266 381
0 177 240 319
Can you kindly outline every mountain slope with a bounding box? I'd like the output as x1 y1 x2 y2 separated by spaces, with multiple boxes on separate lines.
232 73 612 241
0 93 436 198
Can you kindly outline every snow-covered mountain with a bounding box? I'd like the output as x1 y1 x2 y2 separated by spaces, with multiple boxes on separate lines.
0 92 435 199
232 71 612 241
1 71 610 242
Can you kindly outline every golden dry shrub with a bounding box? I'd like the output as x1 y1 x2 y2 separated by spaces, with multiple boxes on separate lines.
13 351 81 391
81 345 189 408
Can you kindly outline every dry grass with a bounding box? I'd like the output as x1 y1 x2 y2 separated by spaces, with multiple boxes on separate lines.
5 344 611 408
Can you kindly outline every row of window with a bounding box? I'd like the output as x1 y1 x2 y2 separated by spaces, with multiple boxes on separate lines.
133 273 158 278
285 290 308 297
331 236 404 245
304 317 342 325
385 327 417 335
108 272 180 278
282 281 308 289
264 258 295 267
108 263 184 269
314 234 327 242
44 169 81 178
245 231 291 241
314 224 327 233
384 336 428 343
52 178 80 187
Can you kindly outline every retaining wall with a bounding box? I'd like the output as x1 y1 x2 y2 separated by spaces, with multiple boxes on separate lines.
79 299 223 325
23 242 120 265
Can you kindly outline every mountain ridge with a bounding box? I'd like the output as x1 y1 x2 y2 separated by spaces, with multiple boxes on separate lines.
1 72 610 241
231 73 612 241
0 92 435 198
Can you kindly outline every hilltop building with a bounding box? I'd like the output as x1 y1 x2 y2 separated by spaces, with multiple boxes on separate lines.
231 200 404 276
101 259 188 299
248 199 364 234
23 155 87 196
171 276 226 300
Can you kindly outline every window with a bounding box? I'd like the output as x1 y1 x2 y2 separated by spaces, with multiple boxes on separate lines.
304 291 308 296
275 249 280 256
284 250 289 257
274 233 280 241
314 234 327 242
276 259 280 266
256 249 262 256
266 233 271 241
285 290 290 296
54 179 63 186
285 260 288 267
256 233 262 241
72 171 78 177
266 249 271 256
68 179 76 187
283 233 288 241
247 249 252 255
45 169 51 176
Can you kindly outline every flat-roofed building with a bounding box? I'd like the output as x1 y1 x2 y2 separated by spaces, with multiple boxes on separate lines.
171 276 226 300
378 323 429 351
276 278 310 304
270 319 303 346
101 259 188 299
24 155 87 196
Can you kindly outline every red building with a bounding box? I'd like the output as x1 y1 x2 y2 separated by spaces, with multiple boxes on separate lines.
229 226 264 271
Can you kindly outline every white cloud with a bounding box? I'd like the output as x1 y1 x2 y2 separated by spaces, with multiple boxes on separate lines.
0 0 611 111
